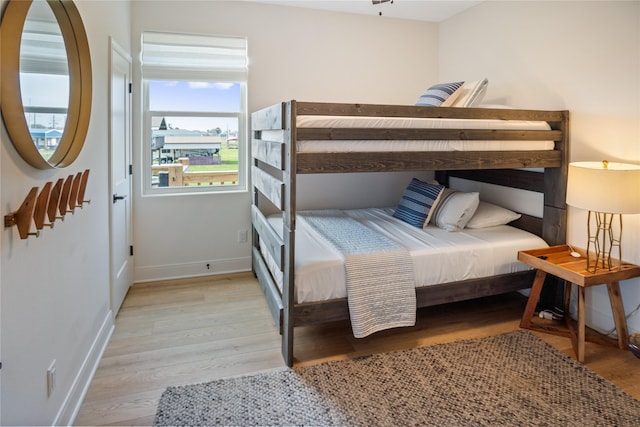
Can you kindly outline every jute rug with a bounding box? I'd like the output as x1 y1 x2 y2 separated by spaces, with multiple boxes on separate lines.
154 330 640 426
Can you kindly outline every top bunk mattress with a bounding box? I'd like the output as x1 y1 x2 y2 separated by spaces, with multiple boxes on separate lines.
296 114 552 130
260 115 555 152
263 207 548 304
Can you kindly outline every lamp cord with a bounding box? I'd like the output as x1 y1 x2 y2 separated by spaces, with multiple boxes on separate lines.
603 301 640 339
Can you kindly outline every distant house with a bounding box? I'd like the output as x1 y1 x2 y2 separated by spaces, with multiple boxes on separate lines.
29 127 63 150
151 117 222 164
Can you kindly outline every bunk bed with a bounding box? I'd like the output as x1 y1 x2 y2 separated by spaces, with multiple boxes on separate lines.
251 101 569 366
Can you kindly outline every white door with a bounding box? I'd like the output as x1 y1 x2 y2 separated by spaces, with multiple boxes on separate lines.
109 40 133 315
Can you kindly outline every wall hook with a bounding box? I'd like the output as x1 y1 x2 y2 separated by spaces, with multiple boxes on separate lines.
48 179 65 222
76 169 91 207
69 172 82 214
34 182 54 230
59 175 74 215
4 187 40 239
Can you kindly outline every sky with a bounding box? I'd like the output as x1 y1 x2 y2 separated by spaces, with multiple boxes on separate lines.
149 80 241 133
21 73 69 108
21 73 68 130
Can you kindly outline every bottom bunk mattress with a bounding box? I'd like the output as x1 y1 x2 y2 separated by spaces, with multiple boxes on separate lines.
262 207 547 305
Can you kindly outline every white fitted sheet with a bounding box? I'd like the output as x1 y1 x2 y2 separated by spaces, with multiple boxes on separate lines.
296 139 555 152
260 115 555 152
262 208 548 304
297 115 552 131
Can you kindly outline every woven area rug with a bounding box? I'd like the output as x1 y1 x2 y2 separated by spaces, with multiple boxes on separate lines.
154 330 640 426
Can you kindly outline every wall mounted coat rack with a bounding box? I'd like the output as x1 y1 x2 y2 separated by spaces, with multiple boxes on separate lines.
4 169 91 240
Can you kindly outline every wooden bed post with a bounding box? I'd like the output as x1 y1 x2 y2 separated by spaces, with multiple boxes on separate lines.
543 110 570 246
540 111 570 310
282 101 297 366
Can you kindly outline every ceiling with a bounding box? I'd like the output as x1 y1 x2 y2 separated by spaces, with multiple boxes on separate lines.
249 0 482 22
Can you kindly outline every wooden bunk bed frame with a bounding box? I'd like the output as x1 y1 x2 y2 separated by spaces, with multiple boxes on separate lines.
251 101 569 367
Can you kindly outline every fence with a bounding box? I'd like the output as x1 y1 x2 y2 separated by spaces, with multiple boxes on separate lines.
152 158 237 186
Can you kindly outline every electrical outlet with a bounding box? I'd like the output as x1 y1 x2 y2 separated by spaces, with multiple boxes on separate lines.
238 229 248 243
47 360 56 397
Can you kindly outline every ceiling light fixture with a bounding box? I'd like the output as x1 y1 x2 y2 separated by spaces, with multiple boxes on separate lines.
372 0 394 16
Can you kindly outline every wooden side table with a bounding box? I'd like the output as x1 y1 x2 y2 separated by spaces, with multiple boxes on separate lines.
519 245 640 362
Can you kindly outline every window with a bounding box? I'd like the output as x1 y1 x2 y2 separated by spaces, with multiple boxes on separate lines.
141 32 248 193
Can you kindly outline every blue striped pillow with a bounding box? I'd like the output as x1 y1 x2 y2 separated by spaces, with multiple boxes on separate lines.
393 178 445 228
415 81 464 107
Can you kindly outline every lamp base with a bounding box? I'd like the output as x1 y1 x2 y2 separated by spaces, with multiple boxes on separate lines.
586 211 622 273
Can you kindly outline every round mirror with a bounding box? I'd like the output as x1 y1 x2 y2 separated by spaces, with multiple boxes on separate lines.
1 0 92 169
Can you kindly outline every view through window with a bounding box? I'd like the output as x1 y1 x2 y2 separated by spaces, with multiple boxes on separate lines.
148 81 241 189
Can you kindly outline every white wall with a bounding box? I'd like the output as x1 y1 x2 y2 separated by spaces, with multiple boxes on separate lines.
131 1 439 282
440 1 640 334
0 1 130 424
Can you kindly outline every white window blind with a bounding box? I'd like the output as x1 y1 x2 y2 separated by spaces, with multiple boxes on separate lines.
141 31 248 81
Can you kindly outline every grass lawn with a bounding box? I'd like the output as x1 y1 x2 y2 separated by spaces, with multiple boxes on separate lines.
186 146 238 172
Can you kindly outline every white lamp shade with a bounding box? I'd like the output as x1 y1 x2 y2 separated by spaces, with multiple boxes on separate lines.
566 161 640 214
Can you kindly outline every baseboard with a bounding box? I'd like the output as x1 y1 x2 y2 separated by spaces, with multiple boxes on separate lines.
134 256 251 283
56 310 115 426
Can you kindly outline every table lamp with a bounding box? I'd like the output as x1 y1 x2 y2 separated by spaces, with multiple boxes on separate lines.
566 161 640 273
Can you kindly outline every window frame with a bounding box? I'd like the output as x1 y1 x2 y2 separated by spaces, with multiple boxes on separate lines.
140 32 248 196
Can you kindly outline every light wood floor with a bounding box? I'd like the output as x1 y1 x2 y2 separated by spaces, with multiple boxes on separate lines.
75 272 640 426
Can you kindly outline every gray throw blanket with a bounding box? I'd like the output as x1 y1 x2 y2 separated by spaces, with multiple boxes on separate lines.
299 210 416 337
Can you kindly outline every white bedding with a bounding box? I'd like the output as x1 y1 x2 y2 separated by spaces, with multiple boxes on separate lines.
260 115 555 152
296 115 552 130
263 207 547 304
295 139 554 152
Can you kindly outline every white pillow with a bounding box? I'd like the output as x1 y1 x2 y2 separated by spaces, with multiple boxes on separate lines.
451 78 489 107
430 189 480 232
465 201 522 229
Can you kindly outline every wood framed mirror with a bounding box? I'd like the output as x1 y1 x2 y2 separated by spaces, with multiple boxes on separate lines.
1 0 91 169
